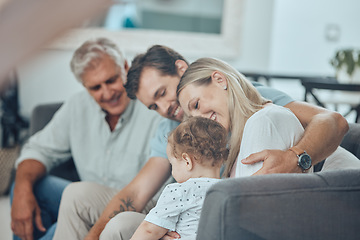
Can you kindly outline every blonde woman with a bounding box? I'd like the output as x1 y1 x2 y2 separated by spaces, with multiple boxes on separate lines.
177 57 360 178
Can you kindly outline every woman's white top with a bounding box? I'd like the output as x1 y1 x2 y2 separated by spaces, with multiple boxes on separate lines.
233 104 360 178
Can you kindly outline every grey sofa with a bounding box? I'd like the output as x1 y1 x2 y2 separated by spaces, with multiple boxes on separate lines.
31 103 360 239
197 123 360 240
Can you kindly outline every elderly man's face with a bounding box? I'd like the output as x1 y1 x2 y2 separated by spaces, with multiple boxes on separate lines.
82 54 130 117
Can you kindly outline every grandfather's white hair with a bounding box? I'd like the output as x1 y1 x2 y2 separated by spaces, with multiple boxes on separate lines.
70 38 126 82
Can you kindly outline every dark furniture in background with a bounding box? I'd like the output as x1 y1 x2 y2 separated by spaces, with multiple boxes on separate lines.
242 72 324 85
243 72 360 123
300 77 360 123
0 71 28 147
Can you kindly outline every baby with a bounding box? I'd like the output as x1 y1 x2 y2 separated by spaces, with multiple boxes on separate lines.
131 116 228 240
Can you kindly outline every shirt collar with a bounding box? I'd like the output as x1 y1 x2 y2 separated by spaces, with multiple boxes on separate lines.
86 91 135 126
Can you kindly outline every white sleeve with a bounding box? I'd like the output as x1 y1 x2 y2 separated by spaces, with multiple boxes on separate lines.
235 106 304 177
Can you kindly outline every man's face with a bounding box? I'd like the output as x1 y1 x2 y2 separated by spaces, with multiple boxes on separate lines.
136 67 185 122
81 54 130 117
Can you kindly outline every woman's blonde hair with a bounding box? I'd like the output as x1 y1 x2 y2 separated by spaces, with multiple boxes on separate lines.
177 57 270 177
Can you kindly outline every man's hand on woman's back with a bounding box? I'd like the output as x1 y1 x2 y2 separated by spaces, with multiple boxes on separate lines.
242 149 301 175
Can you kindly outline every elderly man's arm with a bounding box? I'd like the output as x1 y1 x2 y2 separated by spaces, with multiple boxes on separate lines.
84 156 172 240
242 101 348 174
11 160 47 240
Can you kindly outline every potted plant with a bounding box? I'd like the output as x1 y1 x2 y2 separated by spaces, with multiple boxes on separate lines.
330 49 360 84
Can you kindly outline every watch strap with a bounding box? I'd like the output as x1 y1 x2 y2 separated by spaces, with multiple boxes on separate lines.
289 146 311 172
289 146 304 156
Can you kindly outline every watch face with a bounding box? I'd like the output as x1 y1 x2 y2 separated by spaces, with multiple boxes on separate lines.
299 154 312 170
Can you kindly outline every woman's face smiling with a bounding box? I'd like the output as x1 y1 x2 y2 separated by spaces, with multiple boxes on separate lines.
178 76 230 132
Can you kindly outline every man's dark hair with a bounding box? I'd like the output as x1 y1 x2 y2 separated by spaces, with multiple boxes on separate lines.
125 45 188 99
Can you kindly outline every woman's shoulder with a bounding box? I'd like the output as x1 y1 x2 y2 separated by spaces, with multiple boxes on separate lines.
253 104 291 118
247 104 297 127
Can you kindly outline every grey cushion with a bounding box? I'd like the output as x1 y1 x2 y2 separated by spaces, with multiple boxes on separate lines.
340 123 360 159
30 103 62 135
197 169 360 240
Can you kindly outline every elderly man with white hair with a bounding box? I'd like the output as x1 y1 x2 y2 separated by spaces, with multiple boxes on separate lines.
10 38 161 240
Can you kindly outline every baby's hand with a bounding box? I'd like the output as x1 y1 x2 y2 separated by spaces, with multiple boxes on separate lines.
161 231 181 239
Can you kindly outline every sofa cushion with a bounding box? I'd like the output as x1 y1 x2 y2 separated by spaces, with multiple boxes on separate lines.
197 169 360 240
340 123 360 159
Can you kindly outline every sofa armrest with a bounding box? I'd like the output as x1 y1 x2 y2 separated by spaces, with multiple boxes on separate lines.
340 123 360 159
197 169 360 240
29 102 79 181
30 102 63 135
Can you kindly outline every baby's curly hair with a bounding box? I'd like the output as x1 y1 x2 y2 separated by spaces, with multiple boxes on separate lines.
168 116 229 167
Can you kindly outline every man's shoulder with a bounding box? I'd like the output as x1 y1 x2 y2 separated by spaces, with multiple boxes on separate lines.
153 118 180 140
128 101 163 135
60 91 101 117
132 100 161 119
157 118 180 133
63 90 93 108
66 90 92 103
252 82 294 107
151 118 179 142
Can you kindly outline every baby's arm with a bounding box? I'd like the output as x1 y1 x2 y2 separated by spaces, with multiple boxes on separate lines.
131 220 168 240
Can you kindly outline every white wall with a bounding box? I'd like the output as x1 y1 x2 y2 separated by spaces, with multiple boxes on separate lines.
230 0 275 72
17 0 274 118
18 50 83 117
269 0 360 75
